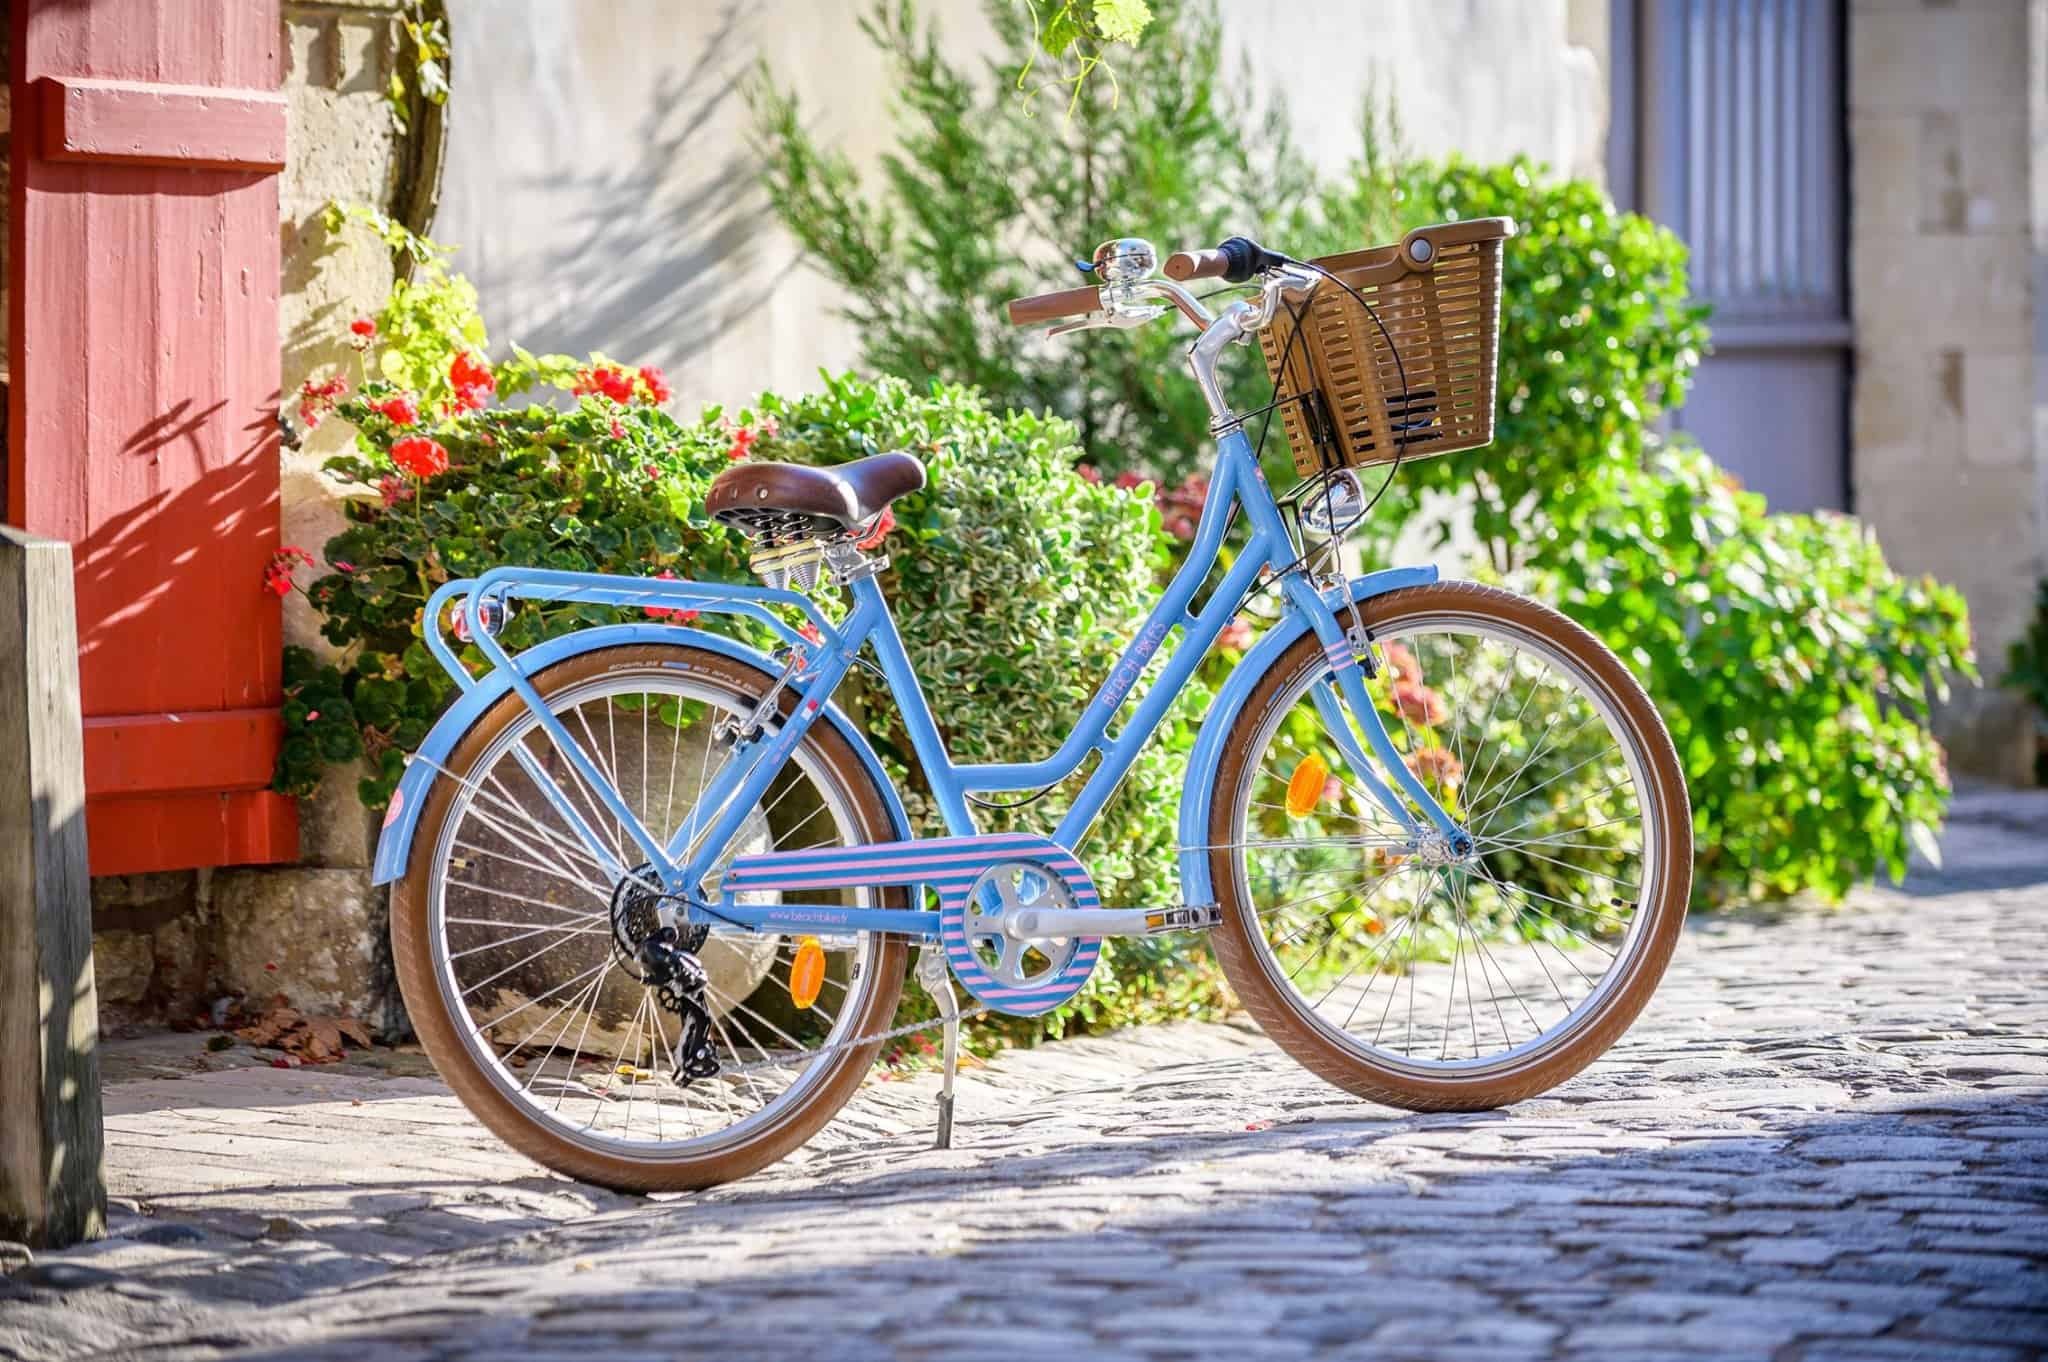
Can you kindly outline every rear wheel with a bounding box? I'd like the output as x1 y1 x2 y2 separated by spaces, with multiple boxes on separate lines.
392 643 908 1191
1209 582 1691 1110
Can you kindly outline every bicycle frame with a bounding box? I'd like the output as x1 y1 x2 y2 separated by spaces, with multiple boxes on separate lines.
395 423 1463 947
381 263 1474 946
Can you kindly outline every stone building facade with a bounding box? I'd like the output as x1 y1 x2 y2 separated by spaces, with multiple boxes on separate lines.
1843 0 2048 781
82 0 2048 1029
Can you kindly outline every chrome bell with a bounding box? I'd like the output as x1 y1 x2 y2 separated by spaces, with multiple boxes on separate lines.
1091 237 1158 286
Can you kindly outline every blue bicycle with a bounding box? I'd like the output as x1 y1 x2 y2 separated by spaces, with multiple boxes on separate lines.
375 227 1691 1189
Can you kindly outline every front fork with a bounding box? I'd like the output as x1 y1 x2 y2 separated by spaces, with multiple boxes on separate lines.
1281 573 1472 857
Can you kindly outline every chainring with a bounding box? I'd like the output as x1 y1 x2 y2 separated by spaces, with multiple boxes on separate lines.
939 854 1103 1016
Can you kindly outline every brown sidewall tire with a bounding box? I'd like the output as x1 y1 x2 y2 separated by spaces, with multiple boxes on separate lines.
391 644 909 1192
1209 582 1693 1112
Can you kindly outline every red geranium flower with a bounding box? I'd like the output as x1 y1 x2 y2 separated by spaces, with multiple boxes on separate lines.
297 375 347 428
377 474 413 507
350 317 377 338
642 569 701 623
573 365 635 403
725 425 756 461
262 545 314 598
448 352 496 412
855 506 896 550
373 392 420 426
1076 464 1103 485
390 435 450 479
638 365 672 404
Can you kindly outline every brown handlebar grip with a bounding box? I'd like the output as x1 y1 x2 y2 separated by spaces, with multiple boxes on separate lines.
1005 285 1104 326
1164 248 1229 282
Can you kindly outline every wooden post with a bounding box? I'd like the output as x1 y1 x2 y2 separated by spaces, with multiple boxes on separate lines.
0 527 105 1249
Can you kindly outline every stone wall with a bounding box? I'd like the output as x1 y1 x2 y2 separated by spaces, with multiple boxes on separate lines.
1846 0 2048 782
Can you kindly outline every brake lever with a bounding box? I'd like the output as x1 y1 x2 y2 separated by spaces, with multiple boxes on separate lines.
1044 304 1167 339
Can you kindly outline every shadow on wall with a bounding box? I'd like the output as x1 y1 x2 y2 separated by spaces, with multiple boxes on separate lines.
440 2 772 377
70 399 281 709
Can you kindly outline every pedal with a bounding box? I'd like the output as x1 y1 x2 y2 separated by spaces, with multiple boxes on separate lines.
1143 903 1224 935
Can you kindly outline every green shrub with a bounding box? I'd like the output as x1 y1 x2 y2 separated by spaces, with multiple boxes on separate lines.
751 0 1313 480
278 213 1222 1038
1534 444 1973 902
1312 157 1975 901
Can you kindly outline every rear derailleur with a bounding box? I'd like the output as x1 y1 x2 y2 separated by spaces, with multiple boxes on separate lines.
610 873 720 1085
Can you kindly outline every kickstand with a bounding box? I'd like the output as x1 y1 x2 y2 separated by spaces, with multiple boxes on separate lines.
915 947 961 1150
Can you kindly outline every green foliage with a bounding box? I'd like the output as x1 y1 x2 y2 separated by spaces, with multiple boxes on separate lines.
320 203 489 401
1308 154 1972 902
2004 579 2048 782
387 4 450 135
750 0 1312 479
276 393 753 807
1020 0 1155 116
1536 443 1974 902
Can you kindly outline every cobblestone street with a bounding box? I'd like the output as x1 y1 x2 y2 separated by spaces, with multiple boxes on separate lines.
4 785 2046 1361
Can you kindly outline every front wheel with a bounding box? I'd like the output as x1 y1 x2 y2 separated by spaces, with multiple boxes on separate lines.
1209 581 1692 1111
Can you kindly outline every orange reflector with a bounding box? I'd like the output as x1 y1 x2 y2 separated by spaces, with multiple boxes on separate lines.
790 936 826 1010
1285 754 1329 818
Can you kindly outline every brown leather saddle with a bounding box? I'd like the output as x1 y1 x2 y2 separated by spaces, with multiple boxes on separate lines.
705 452 926 541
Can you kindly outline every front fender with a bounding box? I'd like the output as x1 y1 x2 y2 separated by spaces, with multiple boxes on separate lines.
370 624 912 885
1176 564 1440 908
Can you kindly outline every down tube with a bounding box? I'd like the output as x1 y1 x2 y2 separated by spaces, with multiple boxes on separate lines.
1052 534 1274 846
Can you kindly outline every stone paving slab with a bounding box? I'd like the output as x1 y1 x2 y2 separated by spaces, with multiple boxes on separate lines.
3 784 2047 1360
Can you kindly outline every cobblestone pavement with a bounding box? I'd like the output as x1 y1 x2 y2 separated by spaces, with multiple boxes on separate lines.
4 785 2047 1361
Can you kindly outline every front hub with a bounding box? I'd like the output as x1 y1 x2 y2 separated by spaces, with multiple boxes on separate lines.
1414 827 1475 866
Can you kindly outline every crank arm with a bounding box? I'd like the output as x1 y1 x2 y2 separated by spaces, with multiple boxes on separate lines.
1006 904 1222 939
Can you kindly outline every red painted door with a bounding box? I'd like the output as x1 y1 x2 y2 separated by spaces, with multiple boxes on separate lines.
7 0 297 874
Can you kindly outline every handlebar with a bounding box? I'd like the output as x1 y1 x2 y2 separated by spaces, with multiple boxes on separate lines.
1005 236 1291 325
1163 248 1230 282
1005 284 1104 326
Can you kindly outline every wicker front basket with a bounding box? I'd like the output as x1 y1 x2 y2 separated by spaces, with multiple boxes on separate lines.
1259 217 1514 477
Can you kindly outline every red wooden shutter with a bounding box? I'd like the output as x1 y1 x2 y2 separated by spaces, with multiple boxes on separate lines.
7 0 297 874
